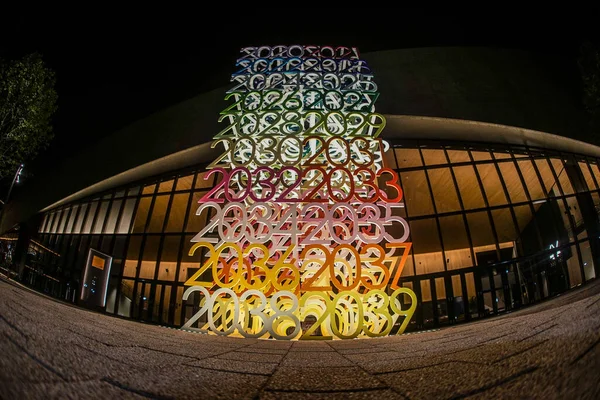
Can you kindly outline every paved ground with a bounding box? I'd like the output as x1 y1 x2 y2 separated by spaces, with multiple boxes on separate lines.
1 277 599 400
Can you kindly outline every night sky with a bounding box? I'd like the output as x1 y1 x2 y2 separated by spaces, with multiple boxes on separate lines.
1 9 599 181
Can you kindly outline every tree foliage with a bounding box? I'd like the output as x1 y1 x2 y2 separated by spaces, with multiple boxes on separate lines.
578 41 600 136
0 53 57 180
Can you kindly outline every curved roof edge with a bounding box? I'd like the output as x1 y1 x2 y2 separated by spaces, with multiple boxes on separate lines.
384 115 600 157
40 115 600 212
40 142 215 212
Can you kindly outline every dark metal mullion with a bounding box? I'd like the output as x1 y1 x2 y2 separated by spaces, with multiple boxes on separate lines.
41 211 51 233
443 148 476 320
64 203 84 275
418 149 448 273
181 182 215 326
392 146 416 276
61 205 74 233
107 194 129 313
55 207 74 274
489 157 526 257
152 177 179 324
525 149 572 260
561 152 589 283
507 155 545 251
467 151 502 313
171 171 199 326
100 199 113 234
430 279 439 326
468 152 503 261
582 158 599 190
131 185 160 319
115 195 142 318
87 199 103 236
547 155 584 285
460 273 471 320
48 210 58 233
99 192 121 312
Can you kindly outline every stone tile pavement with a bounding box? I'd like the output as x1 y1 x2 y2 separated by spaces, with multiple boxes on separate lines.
1 277 599 399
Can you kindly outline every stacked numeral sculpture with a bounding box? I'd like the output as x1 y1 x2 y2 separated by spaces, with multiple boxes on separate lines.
182 45 416 339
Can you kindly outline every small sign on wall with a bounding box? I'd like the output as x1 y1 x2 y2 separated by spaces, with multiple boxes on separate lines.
81 248 112 307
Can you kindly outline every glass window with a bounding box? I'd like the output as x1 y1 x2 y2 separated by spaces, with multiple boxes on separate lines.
421 149 447 166
46 212 56 233
492 151 512 160
158 179 175 193
464 272 477 315
176 174 195 191
395 148 422 169
139 236 160 279
566 244 582 287
411 218 445 274
65 205 78 234
118 198 136 234
51 210 62 233
435 277 446 300
578 162 596 191
92 201 109 234
162 285 172 322
589 163 600 188
497 162 528 203
157 236 181 281
175 287 184 325
383 148 398 169
195 171 216 189
100 236 113 255
554 199 575 243
147 195 169 233
185 192 212 234
535 159 560 197
427 168 461 213
179 235 199 282
123 236 142 278
565 196 586 239
112 236 128 260
117 279 134 317
401 252 415 277
477 164 508 206
579 240 596 282
165 193 190 233
550 158 574 195
513 204 543 254
39 214 48 233
132 197 151 233
142 184 156 195
517 160 545 200
466 212 495 249
491 208 518 243
453 165 486 210
73 203 88 234
451 275 463 300
58 208 69 233
420 280 432 302
82 202 98 234
127 186 141 196
400 170 435 217
104 200 122 234
471 150 491 161
592 192 600 213
447 150 470 163
439 215 472 270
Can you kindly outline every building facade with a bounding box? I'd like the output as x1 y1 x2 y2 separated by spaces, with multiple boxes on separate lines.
2 47 599 335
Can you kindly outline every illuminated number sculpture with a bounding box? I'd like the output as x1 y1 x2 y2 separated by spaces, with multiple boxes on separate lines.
182 45 416 339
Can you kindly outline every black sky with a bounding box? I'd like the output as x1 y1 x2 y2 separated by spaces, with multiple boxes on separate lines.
1 8 599 178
